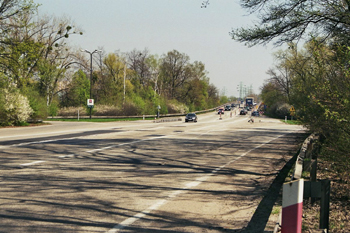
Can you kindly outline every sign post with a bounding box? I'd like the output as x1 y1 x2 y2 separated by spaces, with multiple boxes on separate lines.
157 105 161 119
87 99 94 119
290 106 295 120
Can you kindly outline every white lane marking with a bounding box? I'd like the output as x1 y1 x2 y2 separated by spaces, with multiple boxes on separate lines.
0 123 156 140
20 161 46 166
1 136 80 149
106 133 287 232
18 135 171 166
58 154 75 158
86 135 168 153
1 113 242 149
108 199 169 233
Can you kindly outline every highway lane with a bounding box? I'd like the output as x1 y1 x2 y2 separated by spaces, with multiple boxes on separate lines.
0 111 305 232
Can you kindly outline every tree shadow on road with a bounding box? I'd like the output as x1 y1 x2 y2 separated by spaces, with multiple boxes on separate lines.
233 147 299 233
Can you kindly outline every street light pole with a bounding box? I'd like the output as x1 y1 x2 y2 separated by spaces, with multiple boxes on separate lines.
82 49 100 119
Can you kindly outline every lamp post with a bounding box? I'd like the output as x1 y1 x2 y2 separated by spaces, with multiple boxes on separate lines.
82 49 100 119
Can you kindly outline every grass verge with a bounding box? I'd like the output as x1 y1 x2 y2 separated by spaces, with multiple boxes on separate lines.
45 117 156 122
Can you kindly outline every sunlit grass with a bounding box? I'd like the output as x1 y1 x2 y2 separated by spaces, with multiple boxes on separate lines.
45 117 155 122
283 120 302 125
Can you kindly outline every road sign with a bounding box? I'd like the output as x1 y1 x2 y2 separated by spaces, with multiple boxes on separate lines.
87 99 94 108
290 106 295 116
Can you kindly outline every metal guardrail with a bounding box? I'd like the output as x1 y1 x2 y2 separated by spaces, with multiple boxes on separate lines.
274 133 329 233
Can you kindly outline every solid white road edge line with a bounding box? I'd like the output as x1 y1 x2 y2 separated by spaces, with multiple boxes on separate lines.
106 133 288 233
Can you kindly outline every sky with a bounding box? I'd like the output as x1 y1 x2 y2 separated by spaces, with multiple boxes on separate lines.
34 0 278 97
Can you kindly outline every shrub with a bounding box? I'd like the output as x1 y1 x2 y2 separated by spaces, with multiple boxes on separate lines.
93 105 121 116
123 101 139 116
27 92 48 120
0 89 33 126
48 101 59 117
266 102 291 119
276 103 291 118
58 106 86 116
167 100 188 114
131 95 146 114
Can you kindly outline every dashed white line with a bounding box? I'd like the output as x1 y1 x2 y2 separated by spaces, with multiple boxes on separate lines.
20 161 46 166
106 133 287 232
58 154 75 158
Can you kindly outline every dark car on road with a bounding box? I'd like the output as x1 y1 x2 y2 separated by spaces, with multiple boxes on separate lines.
225 105 231 111
185 113 198 122
240 109 247 115
218 108 224 114
251 111 260 116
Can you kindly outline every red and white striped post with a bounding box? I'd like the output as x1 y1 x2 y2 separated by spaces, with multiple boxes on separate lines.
282 179 304 233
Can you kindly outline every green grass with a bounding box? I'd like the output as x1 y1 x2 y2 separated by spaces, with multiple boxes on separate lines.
283 119 302 125
271 206 281 215
45 117 155 122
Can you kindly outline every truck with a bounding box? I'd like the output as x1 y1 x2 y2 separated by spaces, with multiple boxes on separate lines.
245 97 254 107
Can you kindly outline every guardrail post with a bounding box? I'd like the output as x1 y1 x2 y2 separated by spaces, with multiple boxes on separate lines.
282 179 304 233
310 159 317 204
320 180 330 231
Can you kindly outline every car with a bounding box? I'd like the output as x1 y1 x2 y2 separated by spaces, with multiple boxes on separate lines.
251 111 260 116
218 108 224 114
185 113 198 122
231 103 235 108
225 105 231 111
240 109 247 115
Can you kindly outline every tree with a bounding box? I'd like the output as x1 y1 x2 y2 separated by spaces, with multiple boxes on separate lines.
261 80 288 117
267 40 350 169
231 0 350 46
64 69 90 107
266 45 309 103
160 50 191 99
0 10 82 106
179 61 209 109
0 12 43 88
145 54 161 97
126 49 151 89
0 0 36 20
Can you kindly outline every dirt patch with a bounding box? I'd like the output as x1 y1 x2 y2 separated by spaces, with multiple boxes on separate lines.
264 151 350 232
301 159 350 232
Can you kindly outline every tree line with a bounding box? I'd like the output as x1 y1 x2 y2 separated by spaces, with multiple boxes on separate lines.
0 1 223 126
230 0 350 174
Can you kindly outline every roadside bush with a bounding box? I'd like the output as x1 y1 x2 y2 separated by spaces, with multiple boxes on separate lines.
58 106 86 116
165 99 187 114
275 103 291 118
48 101 59 117
265 102 291 119
93 105 121 116
187 103 195 113
0 89 33 126
131 95 146 114
123 101 139 116
27 91 48 120
58 105 124 116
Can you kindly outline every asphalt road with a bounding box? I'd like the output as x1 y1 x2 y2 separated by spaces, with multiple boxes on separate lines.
0 110 305 233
